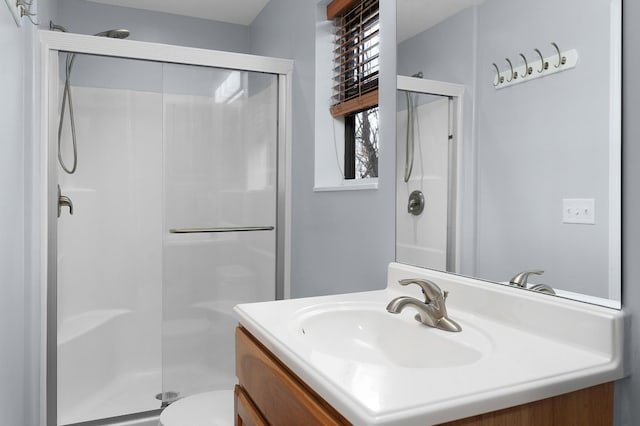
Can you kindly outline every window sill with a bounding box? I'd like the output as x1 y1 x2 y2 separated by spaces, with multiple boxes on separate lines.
313 179 378 192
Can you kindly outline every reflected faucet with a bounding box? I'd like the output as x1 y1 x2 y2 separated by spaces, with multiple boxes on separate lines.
509 270 556 295
509 269 544 288
386 279 462 332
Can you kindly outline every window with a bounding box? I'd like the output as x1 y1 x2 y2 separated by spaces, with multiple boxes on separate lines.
344 106 379 178
328 0 379 180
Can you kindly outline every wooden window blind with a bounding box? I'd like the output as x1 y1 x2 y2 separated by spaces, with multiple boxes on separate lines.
328 0 379 118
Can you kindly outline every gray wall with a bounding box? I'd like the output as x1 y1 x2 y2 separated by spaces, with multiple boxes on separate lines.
398 0 613 297
475 0 612 297
55 0 250 52
250 0 396 298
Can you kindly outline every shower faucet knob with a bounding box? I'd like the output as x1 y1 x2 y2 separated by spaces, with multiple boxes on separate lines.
408 190 425 215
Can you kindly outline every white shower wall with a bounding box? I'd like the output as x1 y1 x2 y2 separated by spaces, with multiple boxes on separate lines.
57 68 278 424
396 95 450 271
57 86 163 424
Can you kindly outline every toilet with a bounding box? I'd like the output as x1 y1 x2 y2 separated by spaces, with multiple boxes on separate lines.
159 390 234 426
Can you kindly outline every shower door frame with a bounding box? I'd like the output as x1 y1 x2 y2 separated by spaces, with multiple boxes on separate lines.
39 30 293 426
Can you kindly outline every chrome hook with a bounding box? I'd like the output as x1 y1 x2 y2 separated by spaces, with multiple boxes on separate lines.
492 62 504 86
533 48 549 73
505 58 517 82
519 53 532 78
551 42 566 68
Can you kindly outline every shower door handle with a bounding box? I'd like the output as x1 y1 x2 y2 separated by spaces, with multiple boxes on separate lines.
58 185 74 217
169 226 274 234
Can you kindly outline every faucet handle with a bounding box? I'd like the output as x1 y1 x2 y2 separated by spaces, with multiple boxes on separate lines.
509 269 544 288
398 278 443 303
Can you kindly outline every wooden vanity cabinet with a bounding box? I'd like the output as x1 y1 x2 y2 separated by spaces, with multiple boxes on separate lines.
235 326 613 426
235 326 349 425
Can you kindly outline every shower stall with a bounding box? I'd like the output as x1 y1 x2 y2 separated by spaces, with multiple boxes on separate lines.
395 76 464 273
41 31 292 425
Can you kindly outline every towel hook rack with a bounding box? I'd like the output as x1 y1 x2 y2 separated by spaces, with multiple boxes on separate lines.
492 44 577 89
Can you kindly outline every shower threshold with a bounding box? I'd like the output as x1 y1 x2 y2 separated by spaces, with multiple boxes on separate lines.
63 409 161 426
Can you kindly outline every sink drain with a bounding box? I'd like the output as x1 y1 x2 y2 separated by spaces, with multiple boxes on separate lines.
156 391 180 408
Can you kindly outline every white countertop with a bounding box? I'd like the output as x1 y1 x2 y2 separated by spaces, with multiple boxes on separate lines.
234 263 626 425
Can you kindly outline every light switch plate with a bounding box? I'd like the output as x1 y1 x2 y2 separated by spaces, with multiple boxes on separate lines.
4 0 22 26
563 198 595 224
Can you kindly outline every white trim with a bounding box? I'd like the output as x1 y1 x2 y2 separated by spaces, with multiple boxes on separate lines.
39 30 293 425
397 75 465 98
314 11 347 191
396 75 465 272
453 95 464 273
313 179 379 192
608 0 622 302
39 31 293 75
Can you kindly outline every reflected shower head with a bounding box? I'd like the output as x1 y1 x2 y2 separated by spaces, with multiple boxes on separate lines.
94 29 130 39
50 21 68 32
49 22 130 39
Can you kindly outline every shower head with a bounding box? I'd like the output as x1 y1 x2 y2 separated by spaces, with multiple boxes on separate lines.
94 29 130 39
412 72 424 78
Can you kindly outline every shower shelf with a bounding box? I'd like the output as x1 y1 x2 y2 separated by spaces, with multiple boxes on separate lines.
58 309 131 345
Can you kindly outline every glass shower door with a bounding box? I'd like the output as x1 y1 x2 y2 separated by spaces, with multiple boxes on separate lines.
56 53 164 425
161 64 279 402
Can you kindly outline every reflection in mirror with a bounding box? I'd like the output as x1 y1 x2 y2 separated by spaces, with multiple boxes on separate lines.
395 0 621 308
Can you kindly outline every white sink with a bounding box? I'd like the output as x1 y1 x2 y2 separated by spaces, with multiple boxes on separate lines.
234 263 625 425
291 302 492 368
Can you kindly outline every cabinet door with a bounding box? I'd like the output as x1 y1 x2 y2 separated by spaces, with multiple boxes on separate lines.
235 385 267 426
235 327 350 426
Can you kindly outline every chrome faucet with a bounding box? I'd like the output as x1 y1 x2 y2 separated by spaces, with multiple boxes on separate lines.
386 278 462 332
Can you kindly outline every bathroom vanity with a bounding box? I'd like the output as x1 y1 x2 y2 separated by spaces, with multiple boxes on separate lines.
235 326 613 425
234 263 625 425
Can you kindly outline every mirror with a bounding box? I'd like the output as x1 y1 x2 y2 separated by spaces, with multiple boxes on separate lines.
395 0 621 308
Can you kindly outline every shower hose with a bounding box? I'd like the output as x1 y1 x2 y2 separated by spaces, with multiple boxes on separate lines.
58 52 78 174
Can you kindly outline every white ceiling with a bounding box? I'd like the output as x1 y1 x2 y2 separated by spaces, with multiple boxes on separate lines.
397 0 482 43
85 0 271 25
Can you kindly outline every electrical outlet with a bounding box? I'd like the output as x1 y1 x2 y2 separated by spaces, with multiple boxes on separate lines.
562 198 595 224
4 0 22 26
